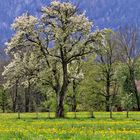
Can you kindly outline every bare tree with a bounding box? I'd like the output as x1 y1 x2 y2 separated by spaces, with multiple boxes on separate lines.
117 26 140 111
95 32 119 112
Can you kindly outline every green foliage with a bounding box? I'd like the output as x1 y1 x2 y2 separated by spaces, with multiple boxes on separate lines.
121 93 133 110
0 87 8 112
1 1 140 114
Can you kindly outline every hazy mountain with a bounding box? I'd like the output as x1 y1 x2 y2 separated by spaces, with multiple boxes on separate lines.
0 0 51 46
0 0 140 47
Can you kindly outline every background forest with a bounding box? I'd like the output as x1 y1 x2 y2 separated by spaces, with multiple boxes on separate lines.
0 1 140 119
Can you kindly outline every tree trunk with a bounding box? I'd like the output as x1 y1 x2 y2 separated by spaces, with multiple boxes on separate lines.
129 67 140 111
90 111 95 118
13 80 18 112
13 101 16 113
133 83 140 111
56 93 65 118
130 69 140 111
106 74 110 112
48 108 50 119
36 111 39 119
110 106 113 118
1 92 5 113
126 109 129 118
25 88 30 112
17 93 21 119
55 63 68 118
25 81 31 112
18 110 20 119
35 93 39 119
106 96 110 112
2 103 5 113
72 80 77 112
35 102 39 119
74 110 77 118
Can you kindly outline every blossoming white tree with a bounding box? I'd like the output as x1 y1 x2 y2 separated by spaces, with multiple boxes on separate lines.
2 49 43 112
4 1 107 117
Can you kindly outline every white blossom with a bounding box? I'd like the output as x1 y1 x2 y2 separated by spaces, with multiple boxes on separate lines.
12 13 38 31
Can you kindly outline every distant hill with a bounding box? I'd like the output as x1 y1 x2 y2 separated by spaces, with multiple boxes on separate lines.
0 0 140 48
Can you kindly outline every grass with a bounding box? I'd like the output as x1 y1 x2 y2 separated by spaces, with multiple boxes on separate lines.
0 112 140 140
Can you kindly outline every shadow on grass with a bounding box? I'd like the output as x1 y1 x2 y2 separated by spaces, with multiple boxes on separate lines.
10 116 100 122
2 112 140 121
11 116 131 122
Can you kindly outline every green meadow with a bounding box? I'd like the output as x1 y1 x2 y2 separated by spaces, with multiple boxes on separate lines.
0 112 139 140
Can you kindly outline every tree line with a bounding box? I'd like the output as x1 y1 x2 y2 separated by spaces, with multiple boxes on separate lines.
0 1 140 118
